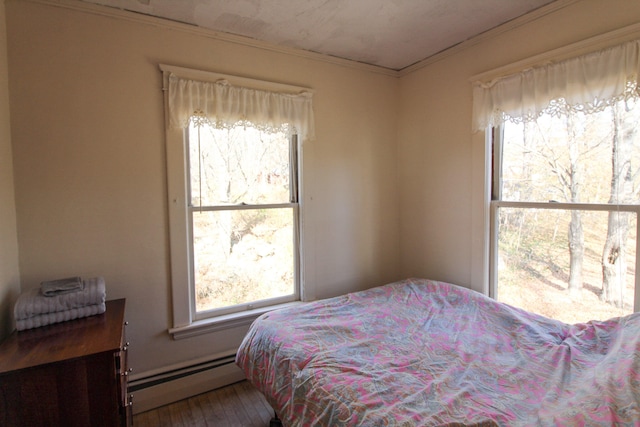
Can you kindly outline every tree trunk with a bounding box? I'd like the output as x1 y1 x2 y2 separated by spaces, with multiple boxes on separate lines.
568 209 584 294
567 116 584 294
601 104 634 307
602 211 628 307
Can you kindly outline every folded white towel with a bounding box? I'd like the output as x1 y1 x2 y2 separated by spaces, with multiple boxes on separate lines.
14 277 106 321
41 276 84 296
15 303 106 331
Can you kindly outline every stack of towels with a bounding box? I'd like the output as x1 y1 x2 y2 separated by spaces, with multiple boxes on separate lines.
14 276 107 331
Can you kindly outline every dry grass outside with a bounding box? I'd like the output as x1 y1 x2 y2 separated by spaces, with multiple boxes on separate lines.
497 209 636 324
499 268 632 324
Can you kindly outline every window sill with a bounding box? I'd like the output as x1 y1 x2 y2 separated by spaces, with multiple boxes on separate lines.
168 301 303 340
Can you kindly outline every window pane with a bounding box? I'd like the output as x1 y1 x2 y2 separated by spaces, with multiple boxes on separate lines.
496 207 636 323
500 103 640 204
189 122 292 206
192 208 296 312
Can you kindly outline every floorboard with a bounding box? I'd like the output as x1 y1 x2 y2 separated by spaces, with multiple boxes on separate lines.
133 380 275 427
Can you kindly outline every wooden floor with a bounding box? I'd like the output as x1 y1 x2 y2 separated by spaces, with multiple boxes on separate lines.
133 380 276 427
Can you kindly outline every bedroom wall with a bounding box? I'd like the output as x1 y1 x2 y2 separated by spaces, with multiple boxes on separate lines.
0 0 20 341
397 0 640 293
4 0 400 375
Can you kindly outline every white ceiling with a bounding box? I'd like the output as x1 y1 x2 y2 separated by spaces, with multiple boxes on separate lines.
80 0 557 70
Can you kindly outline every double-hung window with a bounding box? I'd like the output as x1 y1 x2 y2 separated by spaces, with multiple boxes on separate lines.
473 38 640 324
161 65 314 337
187 122 299 317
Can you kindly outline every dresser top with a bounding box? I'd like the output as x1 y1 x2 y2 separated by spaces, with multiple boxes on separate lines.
0 299 126 374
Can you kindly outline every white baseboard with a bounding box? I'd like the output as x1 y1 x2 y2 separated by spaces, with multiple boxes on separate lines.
128 355 246 415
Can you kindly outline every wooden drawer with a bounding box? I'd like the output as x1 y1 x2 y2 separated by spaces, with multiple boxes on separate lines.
0 299 128 427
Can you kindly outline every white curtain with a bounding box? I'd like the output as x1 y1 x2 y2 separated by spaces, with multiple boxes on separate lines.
472 39 640 132
167 74 315 141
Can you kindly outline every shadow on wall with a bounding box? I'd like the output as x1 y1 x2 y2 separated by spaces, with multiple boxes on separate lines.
0 286 18 341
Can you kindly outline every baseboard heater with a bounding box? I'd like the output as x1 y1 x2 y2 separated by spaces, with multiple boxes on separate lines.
127 353 246 414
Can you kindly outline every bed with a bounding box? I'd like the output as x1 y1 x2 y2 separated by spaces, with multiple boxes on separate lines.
235 278 640 426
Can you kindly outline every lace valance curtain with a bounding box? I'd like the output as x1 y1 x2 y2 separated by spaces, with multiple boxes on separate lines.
167 74 315 141
472 39 640 132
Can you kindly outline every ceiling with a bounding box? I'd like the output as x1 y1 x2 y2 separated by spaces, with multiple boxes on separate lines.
80 0 558 70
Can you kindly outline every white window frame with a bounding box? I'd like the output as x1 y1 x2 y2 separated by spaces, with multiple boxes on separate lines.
488 124 640 312
187 127 301 321
161 65 310 339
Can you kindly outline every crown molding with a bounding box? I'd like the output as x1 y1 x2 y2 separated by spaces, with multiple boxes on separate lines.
397 0 582 77
17 0 400 78
14 0 598 80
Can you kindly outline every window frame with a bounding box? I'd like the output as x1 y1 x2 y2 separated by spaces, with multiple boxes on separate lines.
161 65 310 339
186 126 301 321
488 123 640 313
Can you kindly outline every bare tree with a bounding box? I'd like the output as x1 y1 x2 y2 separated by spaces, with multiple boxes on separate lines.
566 114 585 294
602 103 637 307
533 114 586 293
530 111 610 295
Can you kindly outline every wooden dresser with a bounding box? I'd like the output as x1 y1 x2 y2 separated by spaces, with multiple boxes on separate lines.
0 299 131 427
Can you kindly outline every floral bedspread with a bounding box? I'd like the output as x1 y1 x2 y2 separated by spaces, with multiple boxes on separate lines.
235 278 640 426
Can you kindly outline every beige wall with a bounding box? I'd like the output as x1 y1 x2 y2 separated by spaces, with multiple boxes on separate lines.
397 0 640 292
0 0 20 340
4 1 400 372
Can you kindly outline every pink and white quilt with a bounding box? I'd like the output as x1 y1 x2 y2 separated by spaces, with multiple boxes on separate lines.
236 278 640 426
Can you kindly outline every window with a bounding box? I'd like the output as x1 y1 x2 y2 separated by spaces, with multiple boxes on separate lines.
161 65 314 337
187 121 299 318
473 38 640 323
491 104 640 323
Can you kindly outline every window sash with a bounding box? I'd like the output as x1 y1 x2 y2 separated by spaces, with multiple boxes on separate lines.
189 204 300 320
489 127 640 314
186 128 301 320
189 202 299 211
